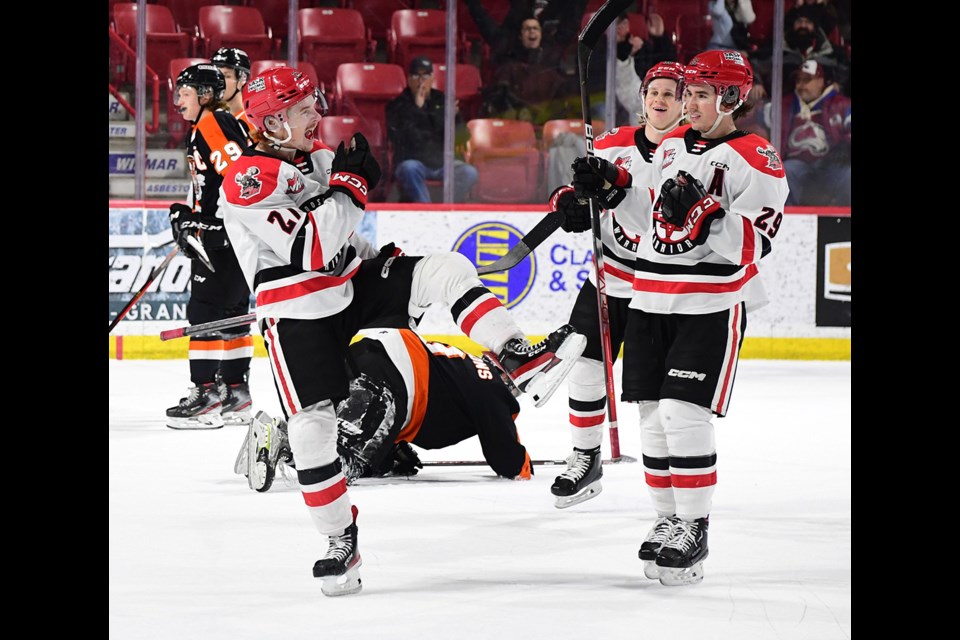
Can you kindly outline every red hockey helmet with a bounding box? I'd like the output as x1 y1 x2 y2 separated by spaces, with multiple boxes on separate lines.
682 50 754 108
242 66 326 133
643 61 685 91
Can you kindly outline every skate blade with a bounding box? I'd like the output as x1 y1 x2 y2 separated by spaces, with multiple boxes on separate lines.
657 560 706 586
166 414 224 430
553 480 602 509
527 333 587 408
481 353 521 398
642 560 662 580
222 410 253 426
320 558 363 597
234 429 250 475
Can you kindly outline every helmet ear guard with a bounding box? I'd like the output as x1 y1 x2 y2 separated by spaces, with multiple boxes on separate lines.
721 85 740 107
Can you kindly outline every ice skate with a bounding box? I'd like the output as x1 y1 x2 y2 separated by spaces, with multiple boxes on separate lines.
485 324 587 408
313 505 362 597
166 382 224 430
550 446 602 508
245 410 292 492
638 515 679 579
219 377 253 426
656 516 709 586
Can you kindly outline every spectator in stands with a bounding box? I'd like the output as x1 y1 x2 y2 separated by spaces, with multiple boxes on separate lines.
706 0 755 52
626 13 679 84
463 0 584 68
609 13 681 125
385 57 478 203
762 58 850 206
210 47 257 140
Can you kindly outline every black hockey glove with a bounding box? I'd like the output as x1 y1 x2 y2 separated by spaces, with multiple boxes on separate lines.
388 441 423 477
571 155 632 210
377 242 405 258
549 185 592 233
168 203 204 261
329 132 382 210
656 170 726 245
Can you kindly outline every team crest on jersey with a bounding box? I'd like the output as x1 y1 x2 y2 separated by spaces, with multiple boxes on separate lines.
612 216 639 252
286 175 304 195
234 166 262 199
756 144 782 171
662 148 676 169
614 155 632 172
595 128 619 143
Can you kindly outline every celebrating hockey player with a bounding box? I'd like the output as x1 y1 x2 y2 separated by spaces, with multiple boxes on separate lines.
235 326 535 491
551 61 686 509
218 67 586 597
574 50 788 586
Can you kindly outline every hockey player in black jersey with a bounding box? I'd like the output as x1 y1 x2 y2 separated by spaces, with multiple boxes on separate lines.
165 64 256 430
235 327 534 492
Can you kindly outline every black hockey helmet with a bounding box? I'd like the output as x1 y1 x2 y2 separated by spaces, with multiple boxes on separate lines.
211 47 251 81
175 64 226 103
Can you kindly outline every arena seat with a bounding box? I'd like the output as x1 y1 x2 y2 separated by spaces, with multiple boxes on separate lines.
333 62 406 132
112 3 191 87
298 8 376 88
345 0 414 45
318 115 389 201
387 9 458 73
197 5 275 60
433 63 483 121
465 119 542 204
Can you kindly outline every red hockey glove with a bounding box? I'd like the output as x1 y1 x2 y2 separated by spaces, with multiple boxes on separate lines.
656 170 726 244
571 155 632 210
549 185 592 233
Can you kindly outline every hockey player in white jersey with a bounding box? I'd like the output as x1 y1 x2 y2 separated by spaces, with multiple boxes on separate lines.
218 67 586 597
575 50 788 586
551 61 685 509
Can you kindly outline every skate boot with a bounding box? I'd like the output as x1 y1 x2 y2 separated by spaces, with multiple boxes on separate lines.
550 446 603 508
485 324 587 408
638 515 679 579
219 376 253 426
244 410 292 492
166 382 224 430
313 505 362 597
655 516 709 586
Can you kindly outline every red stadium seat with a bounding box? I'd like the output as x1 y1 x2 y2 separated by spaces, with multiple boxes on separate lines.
197 5 275 59
333 62 406 130
433 63 483 121
387 9 454 73
166 57 209 149
249 60 321 92
465 119 542 203
540 119 605 152
112 3 191 87
318 115 389 201
298 8 376 88
345 0 413 44
156 0 219 38
247 0 294 46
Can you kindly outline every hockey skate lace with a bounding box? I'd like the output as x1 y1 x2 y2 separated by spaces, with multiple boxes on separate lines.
179 386 201 407
646 517 675 544
558 451 591 481
663 520 697 553
324 532 354 563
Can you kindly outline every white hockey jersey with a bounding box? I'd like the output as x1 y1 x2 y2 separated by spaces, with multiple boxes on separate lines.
630 124 789 315
586 126 658 298
219 141 377 320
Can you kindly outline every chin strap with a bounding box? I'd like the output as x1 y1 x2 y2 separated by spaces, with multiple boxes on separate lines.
262 122 293 147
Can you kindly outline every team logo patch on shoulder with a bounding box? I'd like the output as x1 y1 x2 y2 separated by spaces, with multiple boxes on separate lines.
286 175 304 195
662 148 676 170
235 166 262 199
756 144 783 171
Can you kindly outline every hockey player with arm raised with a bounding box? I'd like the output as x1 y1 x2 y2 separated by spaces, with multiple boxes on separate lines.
575 50 788 586
237 326 535 490
219 67 586 597
165 64 256 430
549 61 685 509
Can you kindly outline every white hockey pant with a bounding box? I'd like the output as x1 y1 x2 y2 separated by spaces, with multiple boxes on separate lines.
409 252 521 352
288 400 353 535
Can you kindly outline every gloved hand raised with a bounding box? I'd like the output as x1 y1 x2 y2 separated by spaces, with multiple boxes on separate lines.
656 170 726 245
329 132 381 209
571 155 632 210
549 185 592 233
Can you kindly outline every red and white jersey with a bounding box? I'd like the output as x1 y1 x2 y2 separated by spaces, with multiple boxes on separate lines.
588 126 657 298
219 140 376 320
630 124 789 315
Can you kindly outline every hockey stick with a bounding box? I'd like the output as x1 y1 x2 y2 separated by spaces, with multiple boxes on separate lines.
109 245 181 334
475 211 562 275
577 0 634 463
421 458 624 467
160 312 257 341
160 214 563 340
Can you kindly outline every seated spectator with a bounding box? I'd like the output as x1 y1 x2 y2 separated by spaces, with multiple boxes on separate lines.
706 0 755 52
762 58 850 206
385 57 478 203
